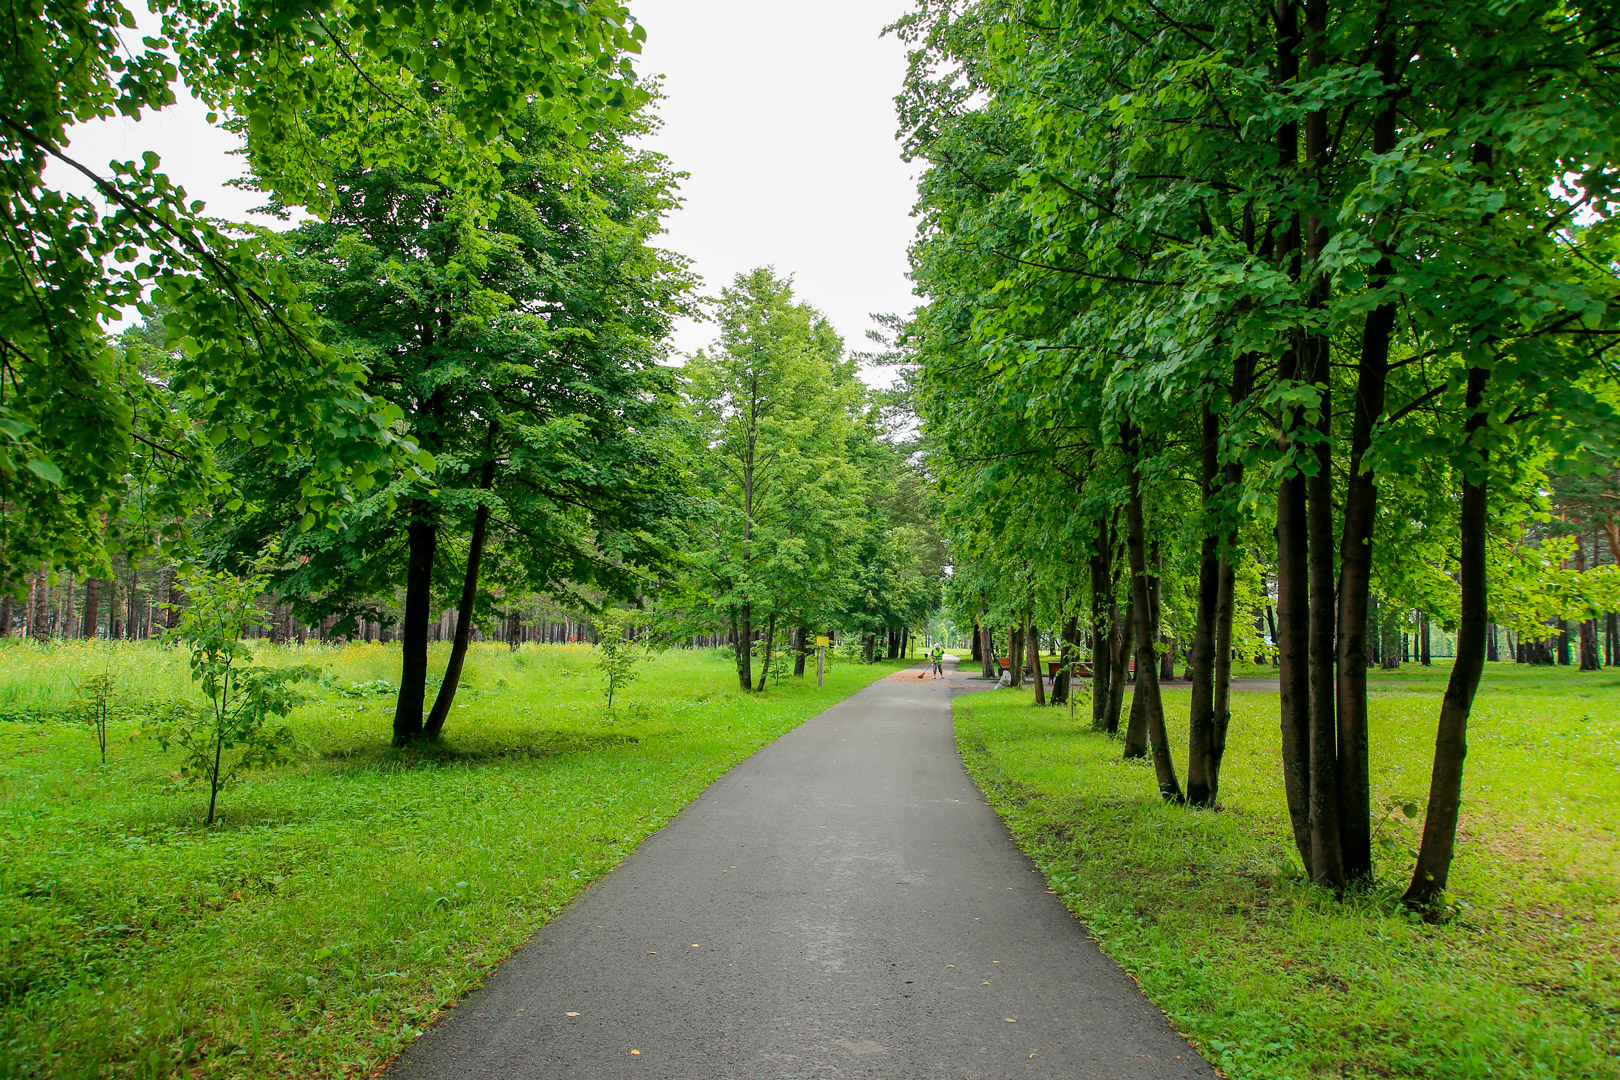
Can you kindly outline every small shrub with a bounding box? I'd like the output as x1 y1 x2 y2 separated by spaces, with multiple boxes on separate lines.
594 621 642 718
71 652 119 764
157 552 315 825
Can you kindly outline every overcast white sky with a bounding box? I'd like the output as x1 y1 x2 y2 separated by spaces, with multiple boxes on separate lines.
58 1 922 372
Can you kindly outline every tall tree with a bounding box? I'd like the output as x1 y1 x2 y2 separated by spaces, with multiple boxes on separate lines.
217 101 691 744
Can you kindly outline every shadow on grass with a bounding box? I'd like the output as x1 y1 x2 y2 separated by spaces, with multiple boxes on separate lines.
320 729 645 774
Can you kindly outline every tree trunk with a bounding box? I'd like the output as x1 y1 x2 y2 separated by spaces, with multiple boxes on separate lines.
794 625 810 677
756 612 778 691
424 460 496 739
970 623 982 662
737 604 754 690
82 579 100 639
1052 614 1079 706
30 565 50 639
980 620 994 679
1090 517 1114 729
1209 348 1248 790
1007 623 1024 688
1406 367 1491 909
1277 397 1314 873
392 507 438 746
1123 425 1182 801
1187 405 1221 805
1302 0 1345 888
1028 612 1046 705
1105 591 1133 736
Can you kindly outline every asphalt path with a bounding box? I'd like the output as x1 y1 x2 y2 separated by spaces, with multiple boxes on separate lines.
388 658 1214 1079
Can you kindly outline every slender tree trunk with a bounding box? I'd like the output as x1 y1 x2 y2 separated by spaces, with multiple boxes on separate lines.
980 619 995 679
1210 353 1249 790
755 612 778 691
125 564 138 640
1090 517 1114 729
1123 425 1182 801
737 604 754 691
392 507 438 746
1272 0 1313 871
970 623 982 662
1008 623 1024 688
1028 611 1046 705
1277 406 1314 872
1105 591 1132 736
424 460 496 739
107 577 121 640
1406 367 1491 909
0 594 10 637
794 625 810 677
30 565 50 640
1301 0 1345 889
82 579 100 639
1187 403 1222 806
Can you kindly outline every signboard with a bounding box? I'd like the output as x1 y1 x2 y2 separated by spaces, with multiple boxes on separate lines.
815 635 830 647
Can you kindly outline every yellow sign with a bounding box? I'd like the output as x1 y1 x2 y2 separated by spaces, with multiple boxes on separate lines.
815 636 830 647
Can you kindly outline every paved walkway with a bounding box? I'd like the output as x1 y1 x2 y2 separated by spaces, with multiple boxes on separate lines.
389 659 1214 1079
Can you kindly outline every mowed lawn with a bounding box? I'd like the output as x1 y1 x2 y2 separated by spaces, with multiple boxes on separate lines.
0 640 913 1079
955 662 1620 1080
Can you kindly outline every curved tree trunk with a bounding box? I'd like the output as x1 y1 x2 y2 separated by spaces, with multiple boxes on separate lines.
424 459 497 740
1405 367 1490 910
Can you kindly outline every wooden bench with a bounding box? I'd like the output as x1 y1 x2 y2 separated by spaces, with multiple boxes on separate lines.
1048 660 1094 679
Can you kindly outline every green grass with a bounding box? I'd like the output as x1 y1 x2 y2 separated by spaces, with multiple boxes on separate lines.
0 639 914 1079
954 661 1619 1080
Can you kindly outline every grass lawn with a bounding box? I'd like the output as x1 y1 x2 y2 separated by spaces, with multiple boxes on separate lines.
954 661 1619 1080
0 639 914 1079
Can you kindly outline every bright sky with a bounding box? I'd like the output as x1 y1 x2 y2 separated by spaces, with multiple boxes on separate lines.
57 1 922 372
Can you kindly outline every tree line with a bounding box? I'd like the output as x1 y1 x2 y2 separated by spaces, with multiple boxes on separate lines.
893 0 1620 909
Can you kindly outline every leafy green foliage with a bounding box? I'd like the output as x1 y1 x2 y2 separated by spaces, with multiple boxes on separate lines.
3 0 643 587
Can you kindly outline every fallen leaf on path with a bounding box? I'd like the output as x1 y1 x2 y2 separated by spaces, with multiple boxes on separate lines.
565 1012 581 1017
